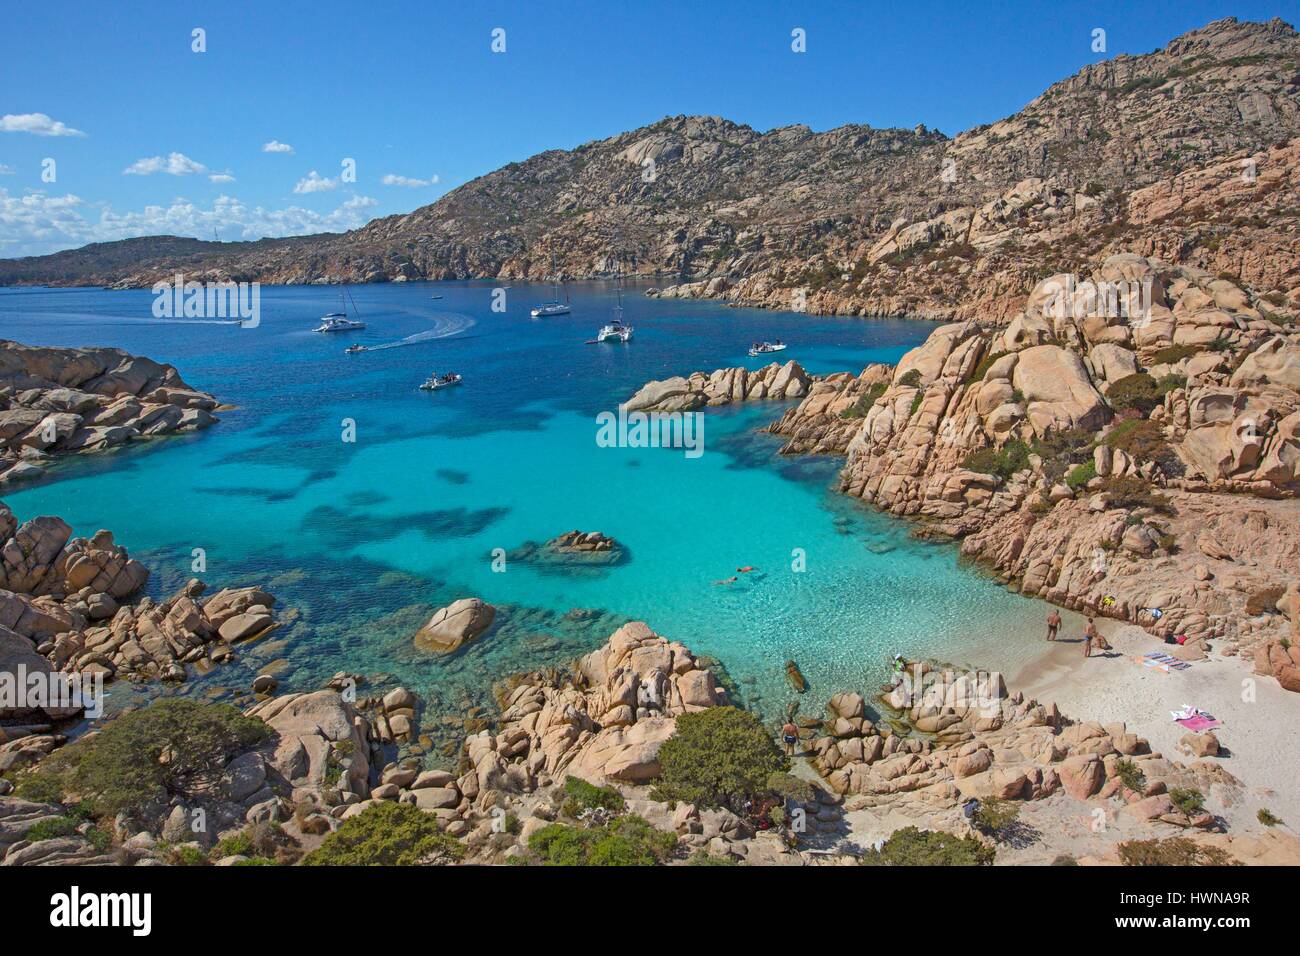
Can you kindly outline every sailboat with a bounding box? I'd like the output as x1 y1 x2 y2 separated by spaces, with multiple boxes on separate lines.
531 260 571 317
313 287 366 332
594 271 633 343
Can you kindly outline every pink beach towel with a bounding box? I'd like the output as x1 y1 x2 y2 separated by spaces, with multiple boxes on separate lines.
1175 714 1222 732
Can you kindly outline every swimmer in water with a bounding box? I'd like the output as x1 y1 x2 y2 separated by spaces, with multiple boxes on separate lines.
736 566 757 573
713 576 738 585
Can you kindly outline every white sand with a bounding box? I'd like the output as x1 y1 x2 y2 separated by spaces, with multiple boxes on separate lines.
1010 623 1300 827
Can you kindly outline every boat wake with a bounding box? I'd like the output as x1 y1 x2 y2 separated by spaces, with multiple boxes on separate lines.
361 312 476 351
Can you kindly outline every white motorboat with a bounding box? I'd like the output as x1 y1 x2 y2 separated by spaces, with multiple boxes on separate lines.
314 288 366 332
419 372 462 391
344 343 367 354
597 318 632 343
748 340 787 357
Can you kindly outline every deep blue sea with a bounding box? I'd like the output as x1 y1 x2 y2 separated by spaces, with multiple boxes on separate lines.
0 280 1069 746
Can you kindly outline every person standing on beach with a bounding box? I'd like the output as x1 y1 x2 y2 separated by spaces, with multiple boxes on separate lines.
1083 617 1098 658
1046 609 1061 642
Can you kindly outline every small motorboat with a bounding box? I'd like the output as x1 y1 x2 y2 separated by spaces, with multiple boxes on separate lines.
430 294 443 300
596 318 633 343
748 340 787 357
419 372 462 391
344 344 367 354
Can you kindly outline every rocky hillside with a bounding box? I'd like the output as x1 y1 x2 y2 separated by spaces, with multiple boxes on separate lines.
2 17 1298 320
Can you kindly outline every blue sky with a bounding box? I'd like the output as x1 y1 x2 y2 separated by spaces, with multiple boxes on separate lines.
1 0 1293 257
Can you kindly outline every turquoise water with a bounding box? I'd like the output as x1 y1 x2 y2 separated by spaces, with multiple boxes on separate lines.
1 281 1058 746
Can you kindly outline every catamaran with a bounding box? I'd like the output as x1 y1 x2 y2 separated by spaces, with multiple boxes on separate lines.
597 318 632 343
530 264 571 317
594 272 633 342
313 288 366 332
419 371 462 391
748 340 787 357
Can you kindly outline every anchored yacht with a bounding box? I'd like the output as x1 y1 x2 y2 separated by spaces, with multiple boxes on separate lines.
313 288 366 332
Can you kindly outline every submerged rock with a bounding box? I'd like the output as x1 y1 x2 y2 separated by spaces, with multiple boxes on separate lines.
414 597 497 654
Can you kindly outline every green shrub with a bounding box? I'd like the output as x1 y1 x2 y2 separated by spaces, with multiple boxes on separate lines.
1169 787 1205 816
1101 476 1174 514
766 771 815 805
1066 460 1097 490
1103 419 1183 477
965 350 1008 385
17 699 271 817
1151 344 1198 365
897 369 922 387
528 815 677 866
23 817 81 842
1118 837 1234 866
653 707 788 812
1257 808 1283 827
1115 759 1146 794
303 802 464 866
971 798 1021 839
1051 854 1080 866
561 776 625 819
1107 373 1164 416
860 826 995 866
839 382 887 419
962 439 1030 480
909 390 924 415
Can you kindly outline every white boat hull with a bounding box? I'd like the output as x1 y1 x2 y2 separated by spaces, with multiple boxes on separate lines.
531 304 571 317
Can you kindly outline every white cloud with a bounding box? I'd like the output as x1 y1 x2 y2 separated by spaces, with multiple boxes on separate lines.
208 173 236 183
0 113 86 137
262 140 295 154
0 186 379 257
293 170 337 193
382 173 440 187
123 152 209 176
0 164 14 175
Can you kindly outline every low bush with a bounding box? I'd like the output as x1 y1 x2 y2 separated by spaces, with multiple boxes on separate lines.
860 826 995 866
653 707 789 812
839 382 887 419
971 798 1021 839
561 776 625 819
1107 372 1164 416
1117 837 1235 866
302 802 464 866
16 699 270 818
965 350 1008 385
527 815 677 866
1257 808 1283 827
1169 787 1206 816
1151 344 1198 365
1101 476 1174 515
1066 460 1097 490
1115 758 1147 795
961 439 1030 480
1103 419 1184 478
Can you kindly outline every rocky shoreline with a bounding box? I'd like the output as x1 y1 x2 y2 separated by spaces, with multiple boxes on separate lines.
764 254 1299 693
0 340 222 486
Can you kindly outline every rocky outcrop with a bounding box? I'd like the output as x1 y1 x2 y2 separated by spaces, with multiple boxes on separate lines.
0 341 221 485
764 254 1300 687
413 597 496 654
626 361 813 413
812 662 1221 831
0 501 280 709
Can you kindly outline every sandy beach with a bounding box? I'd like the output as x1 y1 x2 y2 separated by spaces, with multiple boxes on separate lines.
1010 623 1300 828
